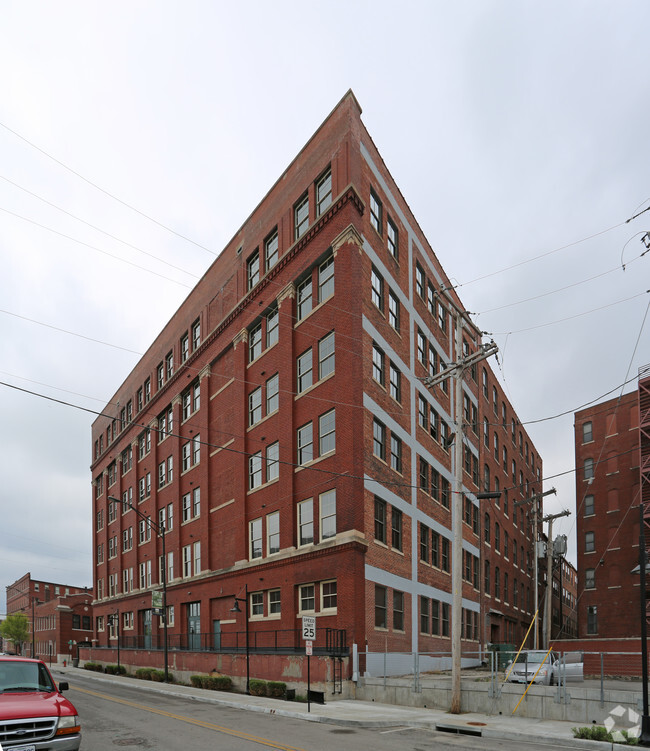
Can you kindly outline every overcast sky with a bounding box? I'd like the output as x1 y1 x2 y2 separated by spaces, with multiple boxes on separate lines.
1 1 649 614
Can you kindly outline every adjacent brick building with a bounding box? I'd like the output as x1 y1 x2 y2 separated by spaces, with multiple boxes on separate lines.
90 91 543 684
574 367 649 640
5 573 90 658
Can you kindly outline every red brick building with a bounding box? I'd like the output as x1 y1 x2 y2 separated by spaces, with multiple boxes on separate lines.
5 573 90 658
574 368 648 640
90 91 543 684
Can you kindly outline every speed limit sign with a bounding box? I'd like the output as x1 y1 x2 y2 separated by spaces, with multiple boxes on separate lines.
302 615 316 640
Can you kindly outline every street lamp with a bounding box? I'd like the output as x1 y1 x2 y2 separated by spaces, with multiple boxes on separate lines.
107 611 120 673
108 496 169 683
636 500 650 746
230 584 250 694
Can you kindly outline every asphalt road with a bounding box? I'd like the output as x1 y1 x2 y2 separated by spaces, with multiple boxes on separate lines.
66 673 582 750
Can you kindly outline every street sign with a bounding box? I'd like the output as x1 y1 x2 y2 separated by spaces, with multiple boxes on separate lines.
301 615 316 640
305 640 313 655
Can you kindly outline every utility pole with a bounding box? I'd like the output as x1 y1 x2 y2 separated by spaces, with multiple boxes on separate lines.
423 290 498 714
514 487 556 649
543 509 570 649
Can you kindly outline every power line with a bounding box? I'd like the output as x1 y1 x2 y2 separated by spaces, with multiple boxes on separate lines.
0 120 217 256
0 206 192 288
0 174 201 279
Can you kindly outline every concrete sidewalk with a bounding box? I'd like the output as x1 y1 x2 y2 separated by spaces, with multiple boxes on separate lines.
53 663 628 749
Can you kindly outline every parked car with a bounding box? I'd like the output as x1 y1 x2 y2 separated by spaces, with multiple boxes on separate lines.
505 650 558 685
554 651 584 682
0 655 81 749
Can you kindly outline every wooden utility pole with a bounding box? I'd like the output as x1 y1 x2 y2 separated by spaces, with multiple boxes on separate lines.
543 509 570 648
423 291 497 714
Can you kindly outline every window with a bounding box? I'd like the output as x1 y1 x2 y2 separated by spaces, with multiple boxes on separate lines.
375 585 387 628
494 567 501 599
157 362 164 390
181 333 189 363
249 322 262 361
316 169 332 216
297 349 313 393
390 434 402 473
297 276 313 320
584 495 595 516
372 344 385 385
191 319 201 350
584 458 594 480
269 589 281 615
249 452 262 489
374 497 387 544
137 387 143 412
138 429 150 459
585 531 595 552
415 263 425 298
582 421 593 443
417 329 426 365
387 216 398 259
266 441 279 482
393 590 404 630
247 250 260 289
587 605 598 634
437 300 447 333
266 307 279 347
267 511 280 554
193 542 201 575
389 363 401 402
294 194 309 239
391 507 403 551
138 519 151 544
494 522 501 552
420 596 430 634
182 382 200 420
183 545 192 577
297 423 313 465
322 580 337 610
298 498 314 546
320 489 336 540
298 584 315 615
165 351 174 380
441 537 450 572
585 568 595 589
420 524 429 562
484 513 491 544
373 419 386 461
319 410 336 455
371 267 384 311
318 256 334 301
318 332 335 379
370 188 382 233
250 518 262 559
388 290 400 331
249 387 262 426
265 230 278 271
266 373 279 413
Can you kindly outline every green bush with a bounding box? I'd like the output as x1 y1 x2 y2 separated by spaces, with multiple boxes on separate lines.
212 675 232 691
105 664 127 675
83 662 104 672
571 726 639 745
249 679 268 696
189 674 232 691
267 681 286 698
135 668 153 680
190 674 204 688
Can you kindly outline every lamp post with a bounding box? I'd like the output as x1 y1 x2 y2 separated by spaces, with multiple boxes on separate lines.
108 611 120 673
230 584 250 694
638 500 650 746
108 496 168 683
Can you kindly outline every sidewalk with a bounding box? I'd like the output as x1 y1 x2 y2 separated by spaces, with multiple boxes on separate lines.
53 663 621 749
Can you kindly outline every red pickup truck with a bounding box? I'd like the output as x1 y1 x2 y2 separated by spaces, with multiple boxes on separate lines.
0 656 81 750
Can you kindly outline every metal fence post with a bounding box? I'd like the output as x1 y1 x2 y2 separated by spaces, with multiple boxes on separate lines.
600 653 604 708
383 650 387 690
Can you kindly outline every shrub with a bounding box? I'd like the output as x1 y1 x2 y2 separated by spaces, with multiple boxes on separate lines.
190 675 204 688
267 681 286 698
151 669 171 682
249 679 268 696
211 674 232 692
135 668 154 680
83 662 103 672
571 726 639 745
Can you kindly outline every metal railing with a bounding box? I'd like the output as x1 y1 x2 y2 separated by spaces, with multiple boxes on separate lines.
100 626 348 656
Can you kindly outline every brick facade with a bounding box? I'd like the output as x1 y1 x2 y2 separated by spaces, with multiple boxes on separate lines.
90 91 543 683
574 374 647 640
